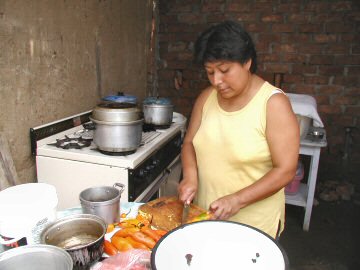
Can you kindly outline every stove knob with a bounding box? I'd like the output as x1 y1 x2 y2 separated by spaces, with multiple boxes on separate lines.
146 165 155 170
139 169 148 177
153 159 160 166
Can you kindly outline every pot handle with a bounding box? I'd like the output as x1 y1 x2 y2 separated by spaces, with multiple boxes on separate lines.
113 183 125 194
0 235 23 245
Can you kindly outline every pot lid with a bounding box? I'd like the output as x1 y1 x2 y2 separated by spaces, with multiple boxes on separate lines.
102 94 137 104
143 97 172 105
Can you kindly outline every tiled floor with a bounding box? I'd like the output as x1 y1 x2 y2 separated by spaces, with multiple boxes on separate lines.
280 200 360 270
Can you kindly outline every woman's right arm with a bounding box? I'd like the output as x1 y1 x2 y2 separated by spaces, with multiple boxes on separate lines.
178 87 212 204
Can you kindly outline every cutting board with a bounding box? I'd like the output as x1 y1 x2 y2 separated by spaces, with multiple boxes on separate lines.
138 196 206 231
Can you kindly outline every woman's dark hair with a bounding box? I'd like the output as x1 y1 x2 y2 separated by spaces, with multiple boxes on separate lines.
194 20 257 73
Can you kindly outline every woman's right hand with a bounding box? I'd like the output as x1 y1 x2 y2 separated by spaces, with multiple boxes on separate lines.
178 178 198 204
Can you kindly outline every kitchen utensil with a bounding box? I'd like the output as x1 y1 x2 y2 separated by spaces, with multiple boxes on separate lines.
151 221 289 270
92 102 142 122
143 97 174 126
181 202 190 224
90 102 144 153
90 117 143 153
79 183 125 224
40 214 106 270
0 244 73 270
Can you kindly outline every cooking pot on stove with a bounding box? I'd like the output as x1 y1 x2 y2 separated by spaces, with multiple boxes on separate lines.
143 97 174 126
91 102 143 153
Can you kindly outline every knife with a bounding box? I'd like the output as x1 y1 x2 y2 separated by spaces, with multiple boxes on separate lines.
181 202 190 224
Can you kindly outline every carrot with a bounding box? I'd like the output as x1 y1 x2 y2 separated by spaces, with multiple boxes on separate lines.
140 226 161 242
129 231 156 249
154 229 168 237
112 227 140 238
104 240 118 256
111 236 133 252
125 236 149 250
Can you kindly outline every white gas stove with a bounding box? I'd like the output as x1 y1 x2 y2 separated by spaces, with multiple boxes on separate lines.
31 111 184 210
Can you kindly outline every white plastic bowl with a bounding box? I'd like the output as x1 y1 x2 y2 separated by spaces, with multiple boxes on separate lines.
151 221 289 270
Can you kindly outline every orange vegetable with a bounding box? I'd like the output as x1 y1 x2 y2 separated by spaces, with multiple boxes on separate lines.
111 236 133 252
120 208 131 219
104 240 118 256
118 218 145 228
129 231 156 249
154 229 168 237
112 227 140 238
140 226 161 242
106 223 115 233
125 236 149 250
189 211 213 222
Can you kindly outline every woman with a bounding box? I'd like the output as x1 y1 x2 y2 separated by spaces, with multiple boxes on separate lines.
178 21 300 238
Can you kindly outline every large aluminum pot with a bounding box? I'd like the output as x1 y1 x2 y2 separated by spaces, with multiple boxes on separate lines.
143 97 174 126
40 214 106 270
92 102 142 122
90 117 143 153
79 183 125 224
0 244 73 270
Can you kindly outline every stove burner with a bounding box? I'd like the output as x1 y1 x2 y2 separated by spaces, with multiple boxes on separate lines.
96 149 136 156
48 136 92 149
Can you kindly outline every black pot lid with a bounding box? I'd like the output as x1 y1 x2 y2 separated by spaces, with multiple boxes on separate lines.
97 102 137 109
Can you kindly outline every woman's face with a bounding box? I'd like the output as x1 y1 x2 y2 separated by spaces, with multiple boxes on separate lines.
204 60 251 99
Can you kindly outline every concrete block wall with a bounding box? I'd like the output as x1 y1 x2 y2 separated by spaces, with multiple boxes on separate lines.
0 0 152 184
157 0 360 182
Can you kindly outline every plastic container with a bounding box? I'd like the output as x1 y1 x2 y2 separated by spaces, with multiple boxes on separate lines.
172 112 187 139
285 161 304 194
0 183 58 251
296 115 312 139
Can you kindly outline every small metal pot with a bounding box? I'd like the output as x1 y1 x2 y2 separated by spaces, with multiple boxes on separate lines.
40 214 106 270
79 183 125 224
143 103 174 126
90 117 143 153
0 244 73 270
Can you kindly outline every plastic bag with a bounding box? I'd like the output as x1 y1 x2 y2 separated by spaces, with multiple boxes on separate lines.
91 249 151 270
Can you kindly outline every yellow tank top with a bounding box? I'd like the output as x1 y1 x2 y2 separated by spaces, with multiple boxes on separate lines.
193 82 285 238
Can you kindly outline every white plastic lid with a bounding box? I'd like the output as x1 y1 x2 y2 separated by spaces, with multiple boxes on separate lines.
0 183 58 220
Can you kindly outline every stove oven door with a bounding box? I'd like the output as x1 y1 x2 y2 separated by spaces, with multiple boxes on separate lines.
134 155 181 202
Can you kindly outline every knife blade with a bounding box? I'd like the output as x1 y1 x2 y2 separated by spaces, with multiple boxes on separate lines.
181 202 190 224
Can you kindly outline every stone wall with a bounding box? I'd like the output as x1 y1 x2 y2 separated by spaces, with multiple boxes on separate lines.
0 0 153 184
157 0 360 183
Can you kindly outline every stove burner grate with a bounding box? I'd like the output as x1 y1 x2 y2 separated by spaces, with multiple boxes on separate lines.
48 136 92 149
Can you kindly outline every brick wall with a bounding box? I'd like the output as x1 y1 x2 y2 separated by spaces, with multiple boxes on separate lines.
157 0 359 183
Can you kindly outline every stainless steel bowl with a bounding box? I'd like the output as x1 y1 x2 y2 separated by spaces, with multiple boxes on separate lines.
0 244 73 270
40 214 106 270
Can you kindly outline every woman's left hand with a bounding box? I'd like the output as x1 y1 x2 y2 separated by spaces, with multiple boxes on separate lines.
209 194 241 220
